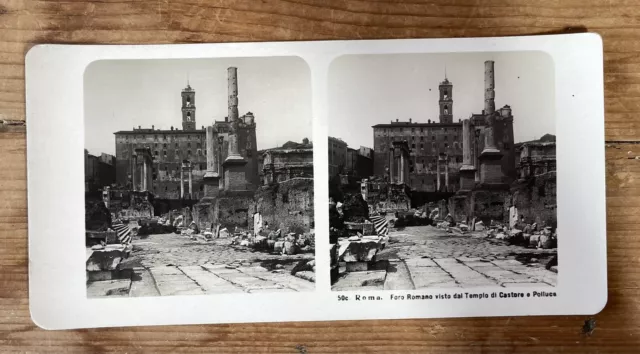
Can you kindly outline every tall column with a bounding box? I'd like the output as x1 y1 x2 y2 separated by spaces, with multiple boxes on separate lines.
142 156 148 191
484 60 495 115
132 154 138 191
400 152 405 184
188 164 193 197
226 67 242 160
459 119 477 191
444 154 449 191
436 155 441 191
223 67 248 192
180 164 184 198
206 126 218 174
389 148 394 183
203 126 221 199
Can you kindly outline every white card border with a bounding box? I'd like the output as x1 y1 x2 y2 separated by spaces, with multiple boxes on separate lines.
26 33 606 330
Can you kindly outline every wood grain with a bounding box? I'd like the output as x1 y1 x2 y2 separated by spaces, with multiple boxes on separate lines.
0 0 636 352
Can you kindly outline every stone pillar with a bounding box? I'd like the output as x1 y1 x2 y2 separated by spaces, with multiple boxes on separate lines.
484 60 495 115
459 119 477 191
203 126 221 199
400 152 405 184
444 154 449 191
388 148 394 183
142 156 148 191
479 115 503 184
180 164 184 199
436 155 441 191
206 126 218 174
188 164 193 197
132 154 138 191
223 67 248 192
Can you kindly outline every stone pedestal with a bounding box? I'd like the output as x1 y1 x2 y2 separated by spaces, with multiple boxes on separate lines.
459 166 477 191
479 151 503 185
223 157 248 192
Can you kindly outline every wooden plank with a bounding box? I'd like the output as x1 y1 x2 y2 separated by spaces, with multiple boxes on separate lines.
1 0 638 352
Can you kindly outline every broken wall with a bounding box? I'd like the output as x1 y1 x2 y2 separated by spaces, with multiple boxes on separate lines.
254 178 314 233
507 171 557 228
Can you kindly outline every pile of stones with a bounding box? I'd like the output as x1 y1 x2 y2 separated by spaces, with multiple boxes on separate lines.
486 221 557 249
232 229 315 256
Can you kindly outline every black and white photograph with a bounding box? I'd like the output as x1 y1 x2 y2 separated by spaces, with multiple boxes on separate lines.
328 52 558 291
84 57 316 297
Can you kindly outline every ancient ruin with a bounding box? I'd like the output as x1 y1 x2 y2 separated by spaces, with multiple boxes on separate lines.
85 66 315 297
330 60 557 291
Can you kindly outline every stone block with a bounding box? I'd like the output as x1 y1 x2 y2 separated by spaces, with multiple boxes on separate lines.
529 234 541 247
339 240 383 262
283 241 298 255
346 261 369 272
86 249 127 271
540 235 556 249
274 241 284 254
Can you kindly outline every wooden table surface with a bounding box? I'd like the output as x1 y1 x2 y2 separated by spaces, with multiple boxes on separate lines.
0 0 636 352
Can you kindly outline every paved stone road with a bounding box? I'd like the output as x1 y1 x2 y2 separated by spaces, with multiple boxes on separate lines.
332 225 557 291
87 233 315 297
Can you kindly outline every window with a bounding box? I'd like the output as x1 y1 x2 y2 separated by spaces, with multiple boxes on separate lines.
420 136 424 141
187 143 191 148
187 150 191 156
154 151 158 156
411 128 415 132
163 151 167 157
163 143 167 148
444 105 448 114
432 136 435 141
504 143 510 150
420 144 424 149
197 143 201 149
175 143 179 148
420 128 423 133
411 144 416 149
154 143 158 148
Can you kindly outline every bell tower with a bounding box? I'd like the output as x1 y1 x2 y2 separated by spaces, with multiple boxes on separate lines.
439 77 453 124
181 84 196 131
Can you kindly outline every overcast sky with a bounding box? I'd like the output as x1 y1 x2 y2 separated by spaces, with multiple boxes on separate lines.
84 57 312 156
328 51 555 149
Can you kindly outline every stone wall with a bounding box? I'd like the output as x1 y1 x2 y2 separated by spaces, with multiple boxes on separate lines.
215 194 254 230
469 188 510 225
254 178 314 233
507 171 557 228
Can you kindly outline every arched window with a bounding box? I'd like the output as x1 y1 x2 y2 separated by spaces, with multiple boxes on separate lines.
444 105 449 114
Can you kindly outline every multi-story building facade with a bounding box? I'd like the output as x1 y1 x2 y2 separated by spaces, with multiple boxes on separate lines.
328 136 348 178
114 70 259 200
372 61 516 193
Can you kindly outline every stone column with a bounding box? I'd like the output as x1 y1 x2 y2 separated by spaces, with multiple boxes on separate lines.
444 154 449 191
188 163 193 197
459 119 477 191
180 163 184 198
389 148 394 183
132 154 138 191
436 154 441 191
142 156 148 191
226 67 242 160
222 67 248 192
206 126 218 174
203 126 221 199
400 152 405 184
484 60 495 115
